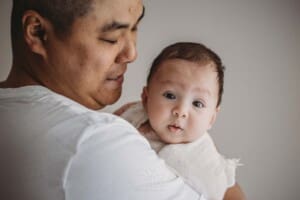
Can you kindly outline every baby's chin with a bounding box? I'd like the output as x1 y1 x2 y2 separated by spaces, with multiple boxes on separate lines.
157 131 204 144
157 134 188 144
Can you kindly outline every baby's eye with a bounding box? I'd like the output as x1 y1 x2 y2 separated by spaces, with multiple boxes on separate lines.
163 92 176 100
193 101 204 108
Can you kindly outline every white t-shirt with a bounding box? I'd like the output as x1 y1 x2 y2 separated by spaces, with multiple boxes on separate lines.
120 102 240 200
0 86 203 200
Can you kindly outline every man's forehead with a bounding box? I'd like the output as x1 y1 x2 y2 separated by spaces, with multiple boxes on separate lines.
94 0 143 11
91 0 144 27
128 0 143 13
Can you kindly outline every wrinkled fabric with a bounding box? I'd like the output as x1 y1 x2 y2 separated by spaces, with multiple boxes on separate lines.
0 86 202 200
120 102 240 200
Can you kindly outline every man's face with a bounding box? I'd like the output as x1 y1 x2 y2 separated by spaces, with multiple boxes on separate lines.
44 0 144 109
143 59 220 144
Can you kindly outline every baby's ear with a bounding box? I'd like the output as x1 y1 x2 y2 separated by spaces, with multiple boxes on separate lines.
141 86 148 108
216 106 221 113
208 106 220 130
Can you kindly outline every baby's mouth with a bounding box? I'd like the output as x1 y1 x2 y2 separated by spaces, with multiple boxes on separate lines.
167 124 183 133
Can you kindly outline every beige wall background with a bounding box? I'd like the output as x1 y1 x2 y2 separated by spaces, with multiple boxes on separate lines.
1 1 300 199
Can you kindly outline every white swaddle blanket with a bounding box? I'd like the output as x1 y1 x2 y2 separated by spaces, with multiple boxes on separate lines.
120 102 240 200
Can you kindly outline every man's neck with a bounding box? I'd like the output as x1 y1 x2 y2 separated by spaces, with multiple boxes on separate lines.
0 65 40 88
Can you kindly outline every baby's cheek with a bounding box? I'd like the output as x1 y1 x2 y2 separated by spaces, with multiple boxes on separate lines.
190 121 205 138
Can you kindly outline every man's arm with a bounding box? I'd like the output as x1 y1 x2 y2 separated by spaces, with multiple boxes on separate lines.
65 117 201 200
223 183 246 200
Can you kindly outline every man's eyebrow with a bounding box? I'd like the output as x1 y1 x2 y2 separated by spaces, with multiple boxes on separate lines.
101 6 145 32
101 21 130 32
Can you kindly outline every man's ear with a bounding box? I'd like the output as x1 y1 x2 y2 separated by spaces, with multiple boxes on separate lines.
22 10 49 58
208 106 220 130
141 86 149 109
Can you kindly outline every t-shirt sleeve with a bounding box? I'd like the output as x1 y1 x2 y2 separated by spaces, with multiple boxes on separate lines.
63 117 202 200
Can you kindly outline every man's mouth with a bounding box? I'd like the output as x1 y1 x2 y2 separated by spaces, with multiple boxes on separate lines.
107 75 124 85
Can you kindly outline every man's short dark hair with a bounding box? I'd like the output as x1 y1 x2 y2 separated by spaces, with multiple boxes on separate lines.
147 42 225 107
11 0 94 52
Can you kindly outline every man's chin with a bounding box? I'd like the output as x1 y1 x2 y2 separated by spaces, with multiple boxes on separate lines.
96 89 122 109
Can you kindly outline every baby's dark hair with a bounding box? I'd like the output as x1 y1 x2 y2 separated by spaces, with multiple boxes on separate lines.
147 42 225 107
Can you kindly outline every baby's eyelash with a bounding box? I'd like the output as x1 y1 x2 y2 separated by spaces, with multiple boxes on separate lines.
163 92 176 100
193 101 205 108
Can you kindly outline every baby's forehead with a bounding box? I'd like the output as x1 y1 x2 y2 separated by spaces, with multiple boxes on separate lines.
155 59 217 77
151 59 219 90
158 58 216 70
156 69 218 87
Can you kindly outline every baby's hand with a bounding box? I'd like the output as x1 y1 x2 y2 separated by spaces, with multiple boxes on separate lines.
138 121 153 133
113 102 138 116
138 121 162 141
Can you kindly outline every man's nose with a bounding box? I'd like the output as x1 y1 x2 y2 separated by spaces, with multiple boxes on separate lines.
116 35 137 64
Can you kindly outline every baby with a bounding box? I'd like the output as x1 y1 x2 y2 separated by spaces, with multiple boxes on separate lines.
115 42 241 200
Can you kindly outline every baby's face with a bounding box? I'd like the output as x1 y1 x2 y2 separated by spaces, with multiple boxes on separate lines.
143 59 220 144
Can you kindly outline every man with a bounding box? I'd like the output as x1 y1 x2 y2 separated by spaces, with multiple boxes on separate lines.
0 0 245 199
